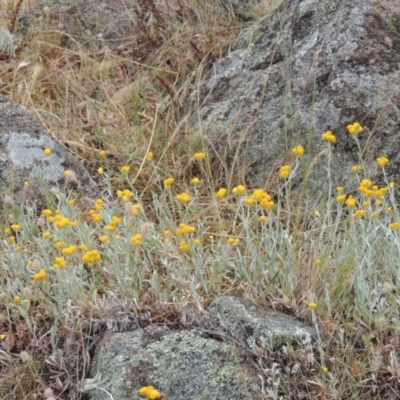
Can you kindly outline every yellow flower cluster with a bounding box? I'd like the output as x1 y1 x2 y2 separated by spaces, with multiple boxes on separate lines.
53 257 67 269
139 386 161 399
358 179 387 199
249 189 275 210
345 196 356 208
279 165 291 179
390 222 400 230
352 165 361 172
232 185 246 195
105 216 122 232
178 241 190 253
347 122 363 135
10 224 21 231
132 204 142 216
117 189 133 201
34 269 47 281
291 145 304 157
216 188 227 199
121 165 130 173
62 245 77 256
82 250 101 264
131 234 142 246
163 177 174 189
377 156 389 168
49 214 77 229
176 192 190 203
322 131 336 143
354 209 366 219
227 237 241 245
88 209 102 223
98 235 109 243
176 223 195 235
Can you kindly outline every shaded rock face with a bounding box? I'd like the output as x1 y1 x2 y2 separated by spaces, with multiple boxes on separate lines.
0 95 97 205
193 0 400 196
88 296 316 400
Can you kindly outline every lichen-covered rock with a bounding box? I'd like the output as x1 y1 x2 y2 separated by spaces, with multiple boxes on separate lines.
0 95 97 205
88 327 261 400
192 0 400 198
209 296 316 348
87 297 316 400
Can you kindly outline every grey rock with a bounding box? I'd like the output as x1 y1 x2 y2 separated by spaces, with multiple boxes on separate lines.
0 95 97 205
209 296 316 348
192 0 400 198
88 327 260 400
88 297 316 399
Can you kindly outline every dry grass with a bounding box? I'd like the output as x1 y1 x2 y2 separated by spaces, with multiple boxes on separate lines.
1 1 400 400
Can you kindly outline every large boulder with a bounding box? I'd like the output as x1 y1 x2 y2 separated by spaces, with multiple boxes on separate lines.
193 0 400 195
86 296 316 400
0 95 97 205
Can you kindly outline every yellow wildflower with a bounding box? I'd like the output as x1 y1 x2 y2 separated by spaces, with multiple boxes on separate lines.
98 235 109 243
279 165 291 179
315 259 322 266
259 215 267 222
216 188 227 199
82 250 101 264
164 230 171 236
322 366 328 374
43 148 51 156
176 223 195 235
193 152 206 160
291 145 304 157
347 122 363 135
232 185 247 195
10 224 21 231
147 151 154 160
308 302 317 309
34 269 47 281
62 245 76 256
387 207 393 213
178 241 190 253
193 238 201 245
322 131 336 143
390 182 395 188
14 296 21 303
24 181 29 187
389 222 399 230
64 170 72 178
131 234 142 246
98 150 106 158
98 167 104 175
53 257 67 269
121 165 130 173
176 192 190 204
244 197 255 206
352 165 361 172
191 177 200 185
132 204 142 216
345 196 356 208
377 156 389 168
362 201 370 207
163 177 174 189
354 209 366 219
